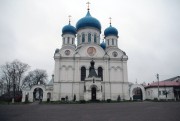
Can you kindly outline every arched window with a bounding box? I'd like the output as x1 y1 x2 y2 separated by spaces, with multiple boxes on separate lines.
82 33 85 43
88 33 91 43
112 39 114 45
77 35 80 44
116 40 117 46
63 38 65 44
94 34 97 43
67 37 70 44
72 38 74 44
107 39 109 45
98 67 103 81
81 67 86 81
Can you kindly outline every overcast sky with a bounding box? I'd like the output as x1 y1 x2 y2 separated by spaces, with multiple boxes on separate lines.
0 0 180 84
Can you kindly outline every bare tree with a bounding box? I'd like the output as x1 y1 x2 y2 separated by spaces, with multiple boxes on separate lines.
0 60 29 93
22 69 47 88
11 60 29 91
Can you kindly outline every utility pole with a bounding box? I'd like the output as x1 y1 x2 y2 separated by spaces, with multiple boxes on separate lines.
12 68 16 103
157 74 159 101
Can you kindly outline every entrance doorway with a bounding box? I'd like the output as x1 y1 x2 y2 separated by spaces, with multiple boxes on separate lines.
132 87 142 101
91 87 96 101
33 88 43 101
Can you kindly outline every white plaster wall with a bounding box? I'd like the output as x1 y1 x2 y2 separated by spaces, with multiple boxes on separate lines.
111 83 122 100
105 35 118 47
52 83 60 101
146 87 174 100
60 83 73 100
52 39 129 101
123 83 130 100
73 83 80 101
104 83 111 100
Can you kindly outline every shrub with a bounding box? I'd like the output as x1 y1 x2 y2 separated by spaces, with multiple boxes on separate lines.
107 99 111 103
73 94 76 102
154 98 158 101
65 96 68 101
0 91 22 102
80 100 86 104
117 95 121 102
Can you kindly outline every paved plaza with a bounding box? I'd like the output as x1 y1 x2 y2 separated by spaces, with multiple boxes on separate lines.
0 102 179 121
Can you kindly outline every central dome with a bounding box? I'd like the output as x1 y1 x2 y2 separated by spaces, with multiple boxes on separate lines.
76 11 101 32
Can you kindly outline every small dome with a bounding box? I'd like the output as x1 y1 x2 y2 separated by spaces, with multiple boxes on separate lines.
100 40 106 49
104 25 118 37
76 11 101 32
62 23 76 35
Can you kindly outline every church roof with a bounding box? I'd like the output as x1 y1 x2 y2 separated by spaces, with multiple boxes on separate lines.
163 76 180 82
104 25 118 37
88 60 98 78
100 40 106 49
62 23 76 35
76 11 101 32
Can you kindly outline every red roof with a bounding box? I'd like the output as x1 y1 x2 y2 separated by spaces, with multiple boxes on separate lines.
145 81 180 88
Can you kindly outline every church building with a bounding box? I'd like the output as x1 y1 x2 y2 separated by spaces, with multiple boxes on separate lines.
22 3 131 102
53 5 129 101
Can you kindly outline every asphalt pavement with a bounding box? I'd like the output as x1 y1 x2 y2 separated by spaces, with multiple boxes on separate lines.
0 101 179 121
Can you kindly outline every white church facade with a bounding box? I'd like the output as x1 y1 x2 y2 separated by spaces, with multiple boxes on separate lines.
22 5 131 102
52 7 129 101
21 5 180 102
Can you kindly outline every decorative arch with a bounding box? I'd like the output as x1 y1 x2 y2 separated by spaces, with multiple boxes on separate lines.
31 85 46 93
31 85 46 101
116 66 123 70
130 84 146 101
67 65 74 70
90 84 98 90
110 66 116 70
61 65 67 70
79 65 88 69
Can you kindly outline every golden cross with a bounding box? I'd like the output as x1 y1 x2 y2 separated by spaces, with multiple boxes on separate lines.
68 15 71 24
109 17 112 25
86 1 90 10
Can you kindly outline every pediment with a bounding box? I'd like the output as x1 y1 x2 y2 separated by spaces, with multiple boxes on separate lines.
77 44 105 58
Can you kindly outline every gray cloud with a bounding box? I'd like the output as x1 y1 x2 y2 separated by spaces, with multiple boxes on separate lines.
0 0 180 83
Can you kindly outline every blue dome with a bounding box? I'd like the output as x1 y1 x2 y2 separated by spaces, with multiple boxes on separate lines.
104 25 118 37
100 41 106 49
76 11 101 31
62 23 76 35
